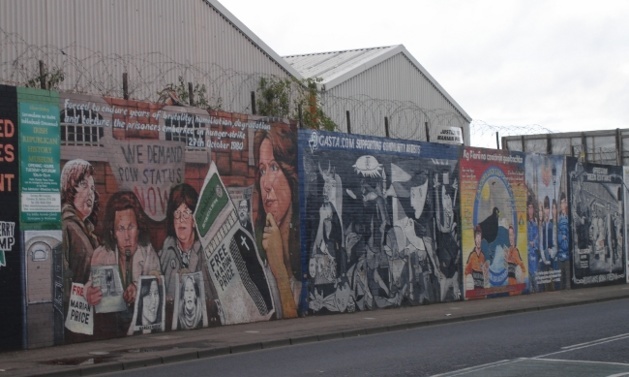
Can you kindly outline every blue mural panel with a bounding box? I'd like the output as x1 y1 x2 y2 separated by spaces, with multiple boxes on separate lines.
299 130 462 314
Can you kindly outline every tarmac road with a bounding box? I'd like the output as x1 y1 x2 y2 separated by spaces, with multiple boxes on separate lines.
1 284 627 377
99 298 629 377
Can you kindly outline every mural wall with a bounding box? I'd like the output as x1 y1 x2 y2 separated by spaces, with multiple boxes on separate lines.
524 154 570 292
1 84 628 351
624 166 629 284
460 147 528 298
56 92 302 344
299 130 462 313
567 158 625 287
0 85 22 351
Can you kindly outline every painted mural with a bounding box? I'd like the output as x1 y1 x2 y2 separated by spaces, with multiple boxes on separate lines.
567 158 625 287
460 147 527 299
299 130 462 314
0 85 22 351
625 166 629 284
4 83 629 352
57 92 302 343
524 154 570 292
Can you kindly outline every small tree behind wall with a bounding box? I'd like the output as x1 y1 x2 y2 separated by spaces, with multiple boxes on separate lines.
256 76 336 131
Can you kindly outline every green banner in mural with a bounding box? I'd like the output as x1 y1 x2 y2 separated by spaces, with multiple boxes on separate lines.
195 168 229 237
19 101 61 223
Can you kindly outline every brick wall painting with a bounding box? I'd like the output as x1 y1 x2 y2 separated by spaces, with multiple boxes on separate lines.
57 92 301 344
299 130 462 314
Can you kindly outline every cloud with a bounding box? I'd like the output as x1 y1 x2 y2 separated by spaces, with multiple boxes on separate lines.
220 0 629 144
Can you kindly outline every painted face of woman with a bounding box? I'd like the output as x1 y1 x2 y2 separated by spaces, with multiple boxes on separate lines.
143 280 159 324
174 203 195 245
73 175 95 220
184 277 196 311
114 208 139 253
259 138 291 225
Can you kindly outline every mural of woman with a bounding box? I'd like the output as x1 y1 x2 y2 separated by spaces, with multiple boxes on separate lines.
177 275 205 330
138 279 162 328
85 191 160 337
127 277 165 335
160 183 219 327
61 159 100 340
61 159 100 287
254 127 302 319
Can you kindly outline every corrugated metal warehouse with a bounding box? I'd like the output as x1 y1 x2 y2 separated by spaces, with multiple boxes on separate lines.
0 0 301 113
285 45 471 144
1 0 471 143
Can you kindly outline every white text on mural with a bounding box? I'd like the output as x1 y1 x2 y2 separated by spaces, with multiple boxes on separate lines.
0 221 15 250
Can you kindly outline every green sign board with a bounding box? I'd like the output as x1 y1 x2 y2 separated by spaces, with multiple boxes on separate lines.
19 101 61 223
195 174 229 236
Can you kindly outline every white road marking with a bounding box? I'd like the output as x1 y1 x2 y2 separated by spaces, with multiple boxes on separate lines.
533 358 629 367
535 333 629 359
431 359 512 376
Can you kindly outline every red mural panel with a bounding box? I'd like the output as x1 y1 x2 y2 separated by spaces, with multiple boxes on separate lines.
58 92 300 343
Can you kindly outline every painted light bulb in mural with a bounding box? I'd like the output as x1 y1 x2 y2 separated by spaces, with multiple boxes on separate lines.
259 139 291 226
74 175 95 220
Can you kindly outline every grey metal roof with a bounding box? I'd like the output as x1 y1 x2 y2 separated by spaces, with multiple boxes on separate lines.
284 46 397 88
206 0 304 80
284 45 471 122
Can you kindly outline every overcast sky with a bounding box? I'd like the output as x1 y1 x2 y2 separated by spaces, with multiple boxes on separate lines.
218 0 629 147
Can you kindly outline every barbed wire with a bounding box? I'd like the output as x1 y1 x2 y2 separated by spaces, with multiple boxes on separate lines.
470 120 554 136
0 26 471 143
469 120 555 149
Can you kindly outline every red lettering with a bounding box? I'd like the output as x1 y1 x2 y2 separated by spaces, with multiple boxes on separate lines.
0 119 15 138
0 144 14 162
72 285 84 296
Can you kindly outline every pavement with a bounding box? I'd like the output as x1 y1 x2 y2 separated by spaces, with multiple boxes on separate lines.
2 284 628 377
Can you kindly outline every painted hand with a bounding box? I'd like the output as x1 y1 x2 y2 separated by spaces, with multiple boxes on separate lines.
262 212 287 279
123 282 136 305
85 285 102 306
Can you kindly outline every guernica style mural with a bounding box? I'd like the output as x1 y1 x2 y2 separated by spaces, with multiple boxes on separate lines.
299 130 462 314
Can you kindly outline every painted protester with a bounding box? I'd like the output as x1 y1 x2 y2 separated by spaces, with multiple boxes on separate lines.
60 159 100 340
254 127 303 318
159 183 221 328
85 191 161 338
